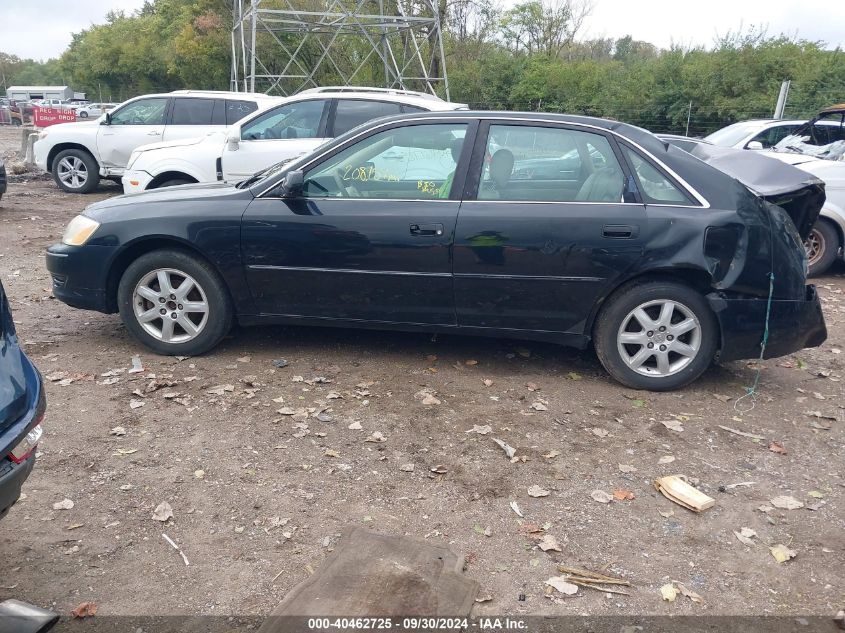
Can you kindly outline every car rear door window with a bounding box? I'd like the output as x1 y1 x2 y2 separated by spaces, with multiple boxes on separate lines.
225 99 259 125
477 124 624 203
621 146 693 205
170 98 216 125
331 100 404 136
303 123 468 199
241 100 326 140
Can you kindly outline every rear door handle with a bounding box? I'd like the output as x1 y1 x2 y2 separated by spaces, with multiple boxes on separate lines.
602 224 639 239
410 223 444 236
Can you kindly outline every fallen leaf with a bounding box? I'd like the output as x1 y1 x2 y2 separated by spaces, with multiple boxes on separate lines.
537 533 561 552
510 501 523 517
528 485 550 498
109 426 126 437
618 463 637 473
364 431 386 443
770 495 804 510
347 421 363 430
129 399 145 409
194 469 205 479
734 529 756 546
531 401 548 411
52 498 74 511
465 424 492 435
152 501 174 522
482 378 493 387
631 399 645 408
545 576 578 595
808 490 824 499
676 582 703 603
591 490 613 503
206 384 234 396
465 359 478 366
324 449 340 458
590 427 609 438
399 463 415 472
658 455 676 464
71 602 98 618
543 450 560 460
661 419 684 432
713 393 732 402
613 489 635 501
660 583 678 602
492 437 517 459
567 372 582 381
770 544 797 563
430 465 447 474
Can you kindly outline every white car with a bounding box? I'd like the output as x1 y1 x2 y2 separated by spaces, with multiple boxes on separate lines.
76 103 118 118
34 90 278 193
704 118 841 150
121 87 467 193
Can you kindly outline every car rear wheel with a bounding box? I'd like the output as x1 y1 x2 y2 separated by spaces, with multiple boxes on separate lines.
117 249 232 356
804 219 839 277
79 111 89 118
52 149 100 194
594 280 718 391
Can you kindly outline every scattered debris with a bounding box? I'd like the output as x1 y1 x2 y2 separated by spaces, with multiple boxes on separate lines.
660 419 684 432
531 401 548 411
399 463 415 473
129 399 145 409
162 533 190 566
152 501 174 522
770 495 804 510
768 441 788 455
590 490 613 504
347 421 363 430
770 544 797 563
465 424 492 435
718 425 766 440
206 384 234 396
658 455 676 464
52 498 74 511
71 602 98 618
492 437 517 459
618 463 637 473
528 485 550 498
555 564 631 595
430 465 448 474
364 431 386 443
734 527 757 546
654 476 714 512
613 489 635 501
128 355 144 374
537 534 561 552
676 582 704 603
272 359 289 368
109 426 126 437
510 501 524 517
590 427 609 438
545 576 578 595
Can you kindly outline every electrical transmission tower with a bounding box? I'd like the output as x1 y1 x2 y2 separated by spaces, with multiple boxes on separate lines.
230 0 450 99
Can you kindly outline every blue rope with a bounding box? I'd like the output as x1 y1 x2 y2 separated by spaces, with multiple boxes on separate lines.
735 271 775 414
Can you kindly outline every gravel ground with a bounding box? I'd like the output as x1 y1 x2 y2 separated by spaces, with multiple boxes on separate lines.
0 126 842 619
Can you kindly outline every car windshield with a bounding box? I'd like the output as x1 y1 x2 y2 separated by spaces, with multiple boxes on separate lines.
704 122 766 147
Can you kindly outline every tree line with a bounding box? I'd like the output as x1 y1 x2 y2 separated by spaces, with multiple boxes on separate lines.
2 0 844 136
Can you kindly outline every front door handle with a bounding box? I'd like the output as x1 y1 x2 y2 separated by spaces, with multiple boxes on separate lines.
602 224 639 239
410 223 444 236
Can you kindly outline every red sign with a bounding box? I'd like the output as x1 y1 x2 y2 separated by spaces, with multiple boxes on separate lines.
33 106 77 127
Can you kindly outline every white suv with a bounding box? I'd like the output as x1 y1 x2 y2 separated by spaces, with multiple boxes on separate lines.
121 87 467 193
34 90 278 193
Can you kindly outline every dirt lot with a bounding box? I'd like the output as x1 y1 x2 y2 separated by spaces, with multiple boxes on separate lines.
0 126 843 619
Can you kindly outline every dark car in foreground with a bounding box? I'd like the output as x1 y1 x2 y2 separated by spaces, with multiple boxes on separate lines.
46 112 826 390
0 157 6 202
0 281 45 520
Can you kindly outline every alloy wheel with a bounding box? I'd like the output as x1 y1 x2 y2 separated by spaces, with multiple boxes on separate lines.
57 156 89 190
804 228 825 267
616 299 702 378
132 268 209 343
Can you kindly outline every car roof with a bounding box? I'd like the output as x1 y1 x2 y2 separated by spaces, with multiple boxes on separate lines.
286 89 466 111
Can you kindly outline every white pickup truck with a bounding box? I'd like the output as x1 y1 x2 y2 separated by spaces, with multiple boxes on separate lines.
121 87 467 193
33 90 278 193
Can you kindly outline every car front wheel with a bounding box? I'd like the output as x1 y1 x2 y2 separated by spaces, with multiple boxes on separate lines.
52 149 100 193
117 249 233 355
594 280 718 391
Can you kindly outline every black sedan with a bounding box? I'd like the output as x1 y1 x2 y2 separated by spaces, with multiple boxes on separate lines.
46 112 827 390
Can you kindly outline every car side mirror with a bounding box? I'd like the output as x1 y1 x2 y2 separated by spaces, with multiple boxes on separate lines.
282 170 304 198
746 141 764 150
102 112 111 125
226 131 240 151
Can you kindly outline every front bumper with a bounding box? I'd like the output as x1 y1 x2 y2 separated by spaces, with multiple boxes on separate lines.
709 285 827 362
46 243 113 312
121 169 153 194
33 139 49 172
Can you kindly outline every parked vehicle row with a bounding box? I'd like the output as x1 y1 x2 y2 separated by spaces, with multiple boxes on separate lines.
46 111 827 391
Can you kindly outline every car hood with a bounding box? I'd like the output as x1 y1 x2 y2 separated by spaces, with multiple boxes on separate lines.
689 143 825 240
135 131 226 154
84 181 250 215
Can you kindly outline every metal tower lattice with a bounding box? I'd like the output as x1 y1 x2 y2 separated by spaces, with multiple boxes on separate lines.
230 0 450 99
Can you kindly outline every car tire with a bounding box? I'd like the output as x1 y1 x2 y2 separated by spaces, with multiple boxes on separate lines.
78 111 89 118
156 179 194 188
805 219 840 277
594 280 718 391
117 249 233 356
52 148 100 194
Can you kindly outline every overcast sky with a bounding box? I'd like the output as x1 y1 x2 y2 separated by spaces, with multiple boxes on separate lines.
1 0 843 61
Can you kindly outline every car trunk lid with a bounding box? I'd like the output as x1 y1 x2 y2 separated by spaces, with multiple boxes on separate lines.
689 143 825 240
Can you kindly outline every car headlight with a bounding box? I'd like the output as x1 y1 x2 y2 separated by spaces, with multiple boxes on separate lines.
62 215 100 246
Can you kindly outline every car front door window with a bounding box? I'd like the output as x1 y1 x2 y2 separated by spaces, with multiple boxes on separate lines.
303 124 468 200
108 98 168 126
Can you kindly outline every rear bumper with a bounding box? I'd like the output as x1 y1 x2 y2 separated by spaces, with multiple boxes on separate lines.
0 361 44 520
709 285 827 362
46 243 112 312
